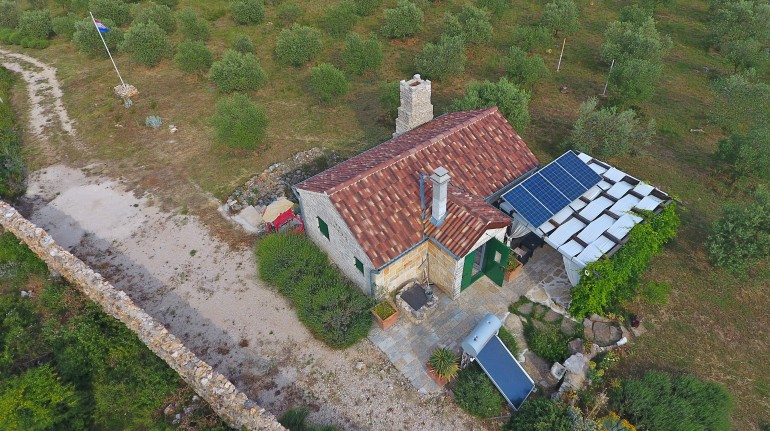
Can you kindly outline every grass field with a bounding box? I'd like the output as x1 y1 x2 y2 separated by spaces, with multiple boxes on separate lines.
6 0 770 428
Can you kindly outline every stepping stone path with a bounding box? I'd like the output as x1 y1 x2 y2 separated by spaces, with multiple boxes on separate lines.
544 309 561 322
532 304 547 319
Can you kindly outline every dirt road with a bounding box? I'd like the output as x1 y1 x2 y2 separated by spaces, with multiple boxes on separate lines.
1 49 484 430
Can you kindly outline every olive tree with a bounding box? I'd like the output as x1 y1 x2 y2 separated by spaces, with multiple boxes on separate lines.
119 21 171 66
541 0 579 38
568 97 656 158
450 78 531 131
415 34 466 81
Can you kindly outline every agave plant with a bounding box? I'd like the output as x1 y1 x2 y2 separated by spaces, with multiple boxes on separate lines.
429 348 459 380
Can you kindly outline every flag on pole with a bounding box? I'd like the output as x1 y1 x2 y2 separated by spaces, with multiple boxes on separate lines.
94 19 110 33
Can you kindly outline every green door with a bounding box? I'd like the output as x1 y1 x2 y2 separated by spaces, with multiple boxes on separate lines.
483 237 510 287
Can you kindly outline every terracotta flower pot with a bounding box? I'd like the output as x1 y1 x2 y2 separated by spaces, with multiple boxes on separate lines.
372 306 399 330
504 263 523 281
426 362 449 386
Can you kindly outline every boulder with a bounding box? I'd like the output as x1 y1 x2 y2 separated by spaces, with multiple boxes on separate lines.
568 338 584 355
592 322 622 346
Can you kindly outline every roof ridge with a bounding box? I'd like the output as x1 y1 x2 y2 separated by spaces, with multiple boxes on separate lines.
327 107 498 196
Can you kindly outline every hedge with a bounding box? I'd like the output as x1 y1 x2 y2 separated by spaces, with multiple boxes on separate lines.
0 67 26 200
569 203 680 317
256 233 372 349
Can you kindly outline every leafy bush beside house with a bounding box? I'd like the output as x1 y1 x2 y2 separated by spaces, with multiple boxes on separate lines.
523 320 570 363
256 233 372 349
569 203 680 318
506 398 571 431
450 78 531 131
414 34 466 81
453 363 505 418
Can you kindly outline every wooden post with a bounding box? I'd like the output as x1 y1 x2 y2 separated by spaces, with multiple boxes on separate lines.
556 38 567 72
602 59 615 96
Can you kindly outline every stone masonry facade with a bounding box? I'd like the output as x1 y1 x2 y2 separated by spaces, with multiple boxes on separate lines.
296 189 374 293
0 201 285 431
373 242 429 298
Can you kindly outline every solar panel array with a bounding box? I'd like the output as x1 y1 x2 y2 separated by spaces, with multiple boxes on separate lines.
503 151 602 227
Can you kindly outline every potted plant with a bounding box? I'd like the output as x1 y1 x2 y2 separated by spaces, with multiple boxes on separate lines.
427 347 459 386
371 301 398 330
504 254 523 281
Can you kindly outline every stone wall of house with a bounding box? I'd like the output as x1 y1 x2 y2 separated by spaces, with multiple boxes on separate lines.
296 189 374 293
372 241 428 298
0 202 285 431
427 241 463 298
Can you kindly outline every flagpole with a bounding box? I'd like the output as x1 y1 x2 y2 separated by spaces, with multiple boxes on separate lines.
89 11 125 87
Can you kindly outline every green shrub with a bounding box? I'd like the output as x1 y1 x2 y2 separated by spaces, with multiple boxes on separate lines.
450 78 531 131
541 0 579 37
453 363 505 418
0 1 19 29
154 0 179 7
133 1 176 34
120 21 171 66
232 0 265 25
280 407 339 431
505 46 548 87
210 93 268 151
379 80 400 119
277 3 302 25
477 0 509 16
209 49 266 92
17 9 53 40
497 326 519 357
8 31 22 45
428 348 459 380
177 8 210 40
570 204 680 317
415 34 465 81
612 371 733 431
0 28 12 44
0 70 26 201
256 233 372 348
323 1 357 37
506 398 571 430
232 33 254 53
72 18 123 56
523 320 570 363
90 0 131 26
568 97 655 158
381 0 423 38
707 187 770 274
619 4 653 26
444 4 492 45
0 365 79 430
601 17 671 64
275 24 322 66
641 281 672 305
342 32 383 75
52 14 77 39
309 63 348 103
174 40 213 73
353 0 381 16
608 58 662 104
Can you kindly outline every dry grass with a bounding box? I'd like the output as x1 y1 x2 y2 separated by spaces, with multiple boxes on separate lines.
10 0 770 428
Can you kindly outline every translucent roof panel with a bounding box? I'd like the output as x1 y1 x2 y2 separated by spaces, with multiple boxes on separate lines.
559 240 584 257
552 206 573 224
582 185 603 201
636 195 663 211
607 181 634 199
609 195 641 216
579 196 613 221
578 214 615 244
633 183 654 196
604 167 626 183
606 214 637 240
549 218 586 247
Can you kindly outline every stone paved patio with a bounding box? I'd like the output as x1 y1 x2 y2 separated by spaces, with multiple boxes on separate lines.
368 245 572 393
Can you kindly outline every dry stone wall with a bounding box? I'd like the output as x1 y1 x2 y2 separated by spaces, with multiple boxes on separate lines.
0 201 285 431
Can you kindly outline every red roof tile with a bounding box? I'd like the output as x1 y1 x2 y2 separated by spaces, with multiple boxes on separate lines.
297 107 540 268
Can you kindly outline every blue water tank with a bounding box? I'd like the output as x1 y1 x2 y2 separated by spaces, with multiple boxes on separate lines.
461 313 502 358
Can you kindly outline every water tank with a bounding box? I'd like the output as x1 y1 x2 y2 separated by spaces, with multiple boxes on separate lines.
461 313 502 358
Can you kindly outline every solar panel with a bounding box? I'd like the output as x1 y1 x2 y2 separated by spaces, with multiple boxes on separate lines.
475 335 535 410
503 186 552 227
554 151 602 189
502 151 602 228
524 174 570 213
540 162 587 201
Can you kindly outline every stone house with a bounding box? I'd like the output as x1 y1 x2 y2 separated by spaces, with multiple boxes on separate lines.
293 75 542 299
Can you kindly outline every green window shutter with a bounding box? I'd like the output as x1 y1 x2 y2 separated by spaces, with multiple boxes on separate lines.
355 257 364 274
317 217 329 239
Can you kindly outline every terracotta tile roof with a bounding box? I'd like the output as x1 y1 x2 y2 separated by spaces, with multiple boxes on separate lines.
297 107 540 268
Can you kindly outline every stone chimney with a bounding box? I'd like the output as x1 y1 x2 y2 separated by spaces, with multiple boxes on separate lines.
394 74 433 137
430 167 450 227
